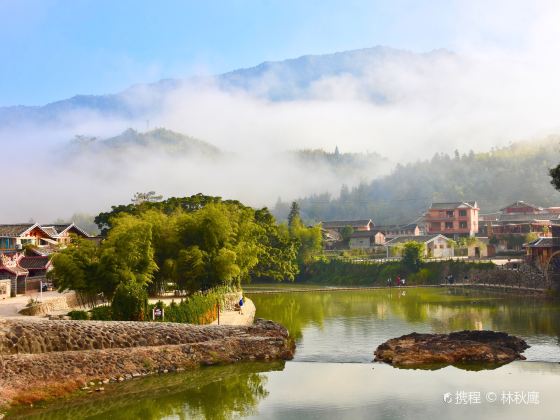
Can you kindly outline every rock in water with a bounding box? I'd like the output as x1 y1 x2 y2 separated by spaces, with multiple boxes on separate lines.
374 330 529 369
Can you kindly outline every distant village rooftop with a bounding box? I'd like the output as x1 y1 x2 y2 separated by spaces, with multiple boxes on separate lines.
429 201 478 210
321 219 374 230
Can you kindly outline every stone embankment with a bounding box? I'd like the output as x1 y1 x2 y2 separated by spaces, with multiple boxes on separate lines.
17 291 84 316
374 330 529 369
0 318 294 409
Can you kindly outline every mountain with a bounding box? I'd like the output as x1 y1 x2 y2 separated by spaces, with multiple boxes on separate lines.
0 46 453 127
66 127 221 157
276 137 560 225
292 148 391 181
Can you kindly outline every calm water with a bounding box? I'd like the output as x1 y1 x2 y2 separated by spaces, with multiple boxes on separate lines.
12 288 560 419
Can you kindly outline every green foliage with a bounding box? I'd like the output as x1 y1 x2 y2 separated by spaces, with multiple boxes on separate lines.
297 258 495 286
401 241 425 272
279 138 560 224
90 306 113 320
67 310 89 320
287 201 301 228
289 218 323 266
550 163 560 191
149 287 229 324
48 237 103 304
340 225 354 241
111 282 148 321
525 232 539 243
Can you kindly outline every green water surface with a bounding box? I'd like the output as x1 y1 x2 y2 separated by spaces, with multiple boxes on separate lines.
11 287 560 419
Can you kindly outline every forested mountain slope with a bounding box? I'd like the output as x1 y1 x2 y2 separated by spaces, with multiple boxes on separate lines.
276 137 560 224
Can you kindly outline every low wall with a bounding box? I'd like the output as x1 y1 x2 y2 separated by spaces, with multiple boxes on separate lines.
18 292 81 316
0 318 294 410
462 267 546 290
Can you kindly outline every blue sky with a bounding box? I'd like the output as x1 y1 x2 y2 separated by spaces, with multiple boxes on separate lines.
0 0 468 106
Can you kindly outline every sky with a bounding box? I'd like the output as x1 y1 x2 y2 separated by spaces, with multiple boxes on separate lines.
2 0 560 222
0 0 521 107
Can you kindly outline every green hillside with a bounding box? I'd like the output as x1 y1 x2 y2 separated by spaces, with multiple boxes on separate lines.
276 137 560 224
68 128 221 156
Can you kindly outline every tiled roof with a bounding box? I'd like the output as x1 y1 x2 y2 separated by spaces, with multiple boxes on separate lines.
0 224 35 237
385 234 448 246
19 256 51 270
430 202 478 210
40 226 58 237
376 223 419 232
525 237 560 248
41 223 91 238
494 213 560 223
27 245 58 256
350 230 385 238
500 201 543 211
322 219 373 228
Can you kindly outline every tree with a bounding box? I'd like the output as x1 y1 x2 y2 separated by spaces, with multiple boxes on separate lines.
551 164 560 191
402 241 425 272
340 225 354 241
131 191 163 205
287 202 301 228
48 236 102 306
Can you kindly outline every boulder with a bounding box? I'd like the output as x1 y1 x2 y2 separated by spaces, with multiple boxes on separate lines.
374 330 529 369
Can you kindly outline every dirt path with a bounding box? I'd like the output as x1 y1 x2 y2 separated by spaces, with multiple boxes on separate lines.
211 298 255 326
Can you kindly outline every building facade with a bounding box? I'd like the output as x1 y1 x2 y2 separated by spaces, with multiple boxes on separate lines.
425 202 479 238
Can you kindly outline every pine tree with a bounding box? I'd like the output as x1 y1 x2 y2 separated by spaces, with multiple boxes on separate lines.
288 201 301 228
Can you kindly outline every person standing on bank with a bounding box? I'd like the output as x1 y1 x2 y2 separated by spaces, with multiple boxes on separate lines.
239 296 244 315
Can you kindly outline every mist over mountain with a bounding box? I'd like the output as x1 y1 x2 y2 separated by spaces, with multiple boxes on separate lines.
278 137 560 225
2 44 560 222
66 128 221 157
0 47 450 126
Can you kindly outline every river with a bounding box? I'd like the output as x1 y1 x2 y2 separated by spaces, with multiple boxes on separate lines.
11 287 560 419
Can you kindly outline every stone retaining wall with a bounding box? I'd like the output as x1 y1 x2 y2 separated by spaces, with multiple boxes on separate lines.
0 319 294 410
18 292 81 316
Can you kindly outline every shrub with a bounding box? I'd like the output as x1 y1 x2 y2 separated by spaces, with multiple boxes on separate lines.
67 310 89 320
148 286 229 324
111 283 148 321
90 305 112 320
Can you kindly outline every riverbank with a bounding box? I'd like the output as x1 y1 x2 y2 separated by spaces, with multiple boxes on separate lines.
0 318 294 412
211 297 256 326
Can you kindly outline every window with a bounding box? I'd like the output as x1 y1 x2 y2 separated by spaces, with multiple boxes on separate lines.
459 210 467 217
446 211 454 218
459 221 467 229
445 222 453 229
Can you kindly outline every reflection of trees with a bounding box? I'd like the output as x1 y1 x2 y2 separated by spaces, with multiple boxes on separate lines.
12 362 284 420
251 289 560 341
251 292 389 340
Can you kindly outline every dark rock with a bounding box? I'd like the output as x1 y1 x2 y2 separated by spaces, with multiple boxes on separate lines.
374 330 529 369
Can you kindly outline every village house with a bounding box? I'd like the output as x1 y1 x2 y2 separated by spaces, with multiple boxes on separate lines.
384 234 454 259
321 219 374 233
0 224 57 254
479 201 559 251
376 223 421 240
0 253 29 296
425 202 479 238
525 224 560 270
348 230 386 250
0 222 92 297
525 237 556 269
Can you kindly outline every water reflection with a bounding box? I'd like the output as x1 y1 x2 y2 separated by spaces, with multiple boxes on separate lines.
250 288 560 363
10 362 284 420
11 288 560 419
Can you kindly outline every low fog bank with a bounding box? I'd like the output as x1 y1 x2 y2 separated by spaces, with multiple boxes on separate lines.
0 123 393 222
5 0 560 222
